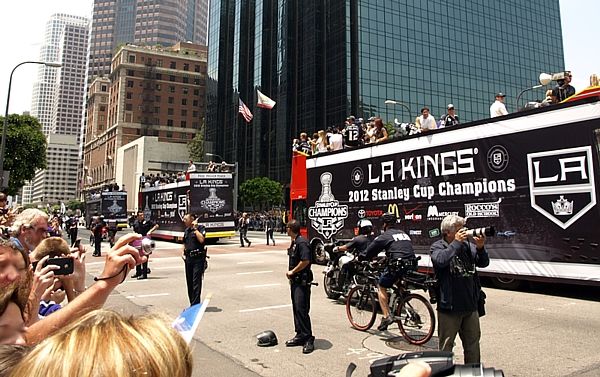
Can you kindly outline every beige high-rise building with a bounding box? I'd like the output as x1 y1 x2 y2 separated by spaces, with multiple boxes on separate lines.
83 43 207 191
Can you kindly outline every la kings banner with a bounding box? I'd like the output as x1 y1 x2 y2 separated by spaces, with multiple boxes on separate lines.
306 114 600 267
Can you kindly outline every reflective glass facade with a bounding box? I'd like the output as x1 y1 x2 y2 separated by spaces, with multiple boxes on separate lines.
207 0 564 185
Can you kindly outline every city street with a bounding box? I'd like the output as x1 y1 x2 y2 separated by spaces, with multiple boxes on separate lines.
78 229 600 377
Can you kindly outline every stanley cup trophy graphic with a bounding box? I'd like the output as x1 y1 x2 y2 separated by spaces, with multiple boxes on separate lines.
308 172 348 239
318 173 334 202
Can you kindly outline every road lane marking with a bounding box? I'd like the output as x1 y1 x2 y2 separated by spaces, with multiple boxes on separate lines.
239 304 292 313
244 283 282 288
126 293 170 299
237 261 263 265
236 270 273 275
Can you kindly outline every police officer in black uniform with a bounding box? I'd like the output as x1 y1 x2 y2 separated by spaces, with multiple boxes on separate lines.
360 212 416 331
285 219 315 354
332 218 374 290
92 215 106 257
182 213 207 306
131 211 159 279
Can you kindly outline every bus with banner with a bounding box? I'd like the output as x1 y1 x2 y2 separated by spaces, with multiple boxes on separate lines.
139 172 236 242
289 92 600 288
84 191 128 229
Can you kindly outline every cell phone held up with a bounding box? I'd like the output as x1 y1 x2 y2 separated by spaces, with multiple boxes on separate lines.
32 257 75 276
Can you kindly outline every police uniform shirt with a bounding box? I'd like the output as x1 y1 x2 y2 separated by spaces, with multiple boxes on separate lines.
288 235 312 272
363 229 414 260
345 234 372 254
184 225 206 253
344 123 362 147
134 220 155 236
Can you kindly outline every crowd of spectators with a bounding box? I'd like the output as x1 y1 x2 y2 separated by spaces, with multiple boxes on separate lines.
234 210 287 233
0 207 192 376
139 160 232 190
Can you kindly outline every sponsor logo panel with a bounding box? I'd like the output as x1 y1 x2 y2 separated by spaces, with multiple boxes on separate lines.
464 198 502 218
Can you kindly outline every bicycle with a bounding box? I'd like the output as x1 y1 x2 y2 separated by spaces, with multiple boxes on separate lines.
345 258 437 345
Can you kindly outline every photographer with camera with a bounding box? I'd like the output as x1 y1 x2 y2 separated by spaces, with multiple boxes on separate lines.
182 213 207 306
552 71 576 103
360 212 416 331
430 215 489 364
131 211 158 279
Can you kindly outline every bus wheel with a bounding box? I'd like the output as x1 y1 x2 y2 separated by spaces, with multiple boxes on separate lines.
491 277 522 290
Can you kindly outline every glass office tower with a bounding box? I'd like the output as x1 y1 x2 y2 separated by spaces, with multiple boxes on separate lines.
207 0 565 185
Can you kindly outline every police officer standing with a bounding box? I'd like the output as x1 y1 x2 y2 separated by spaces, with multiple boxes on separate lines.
285 219 315 354
360 212 416 331
182 213 207 306
92 215 106 257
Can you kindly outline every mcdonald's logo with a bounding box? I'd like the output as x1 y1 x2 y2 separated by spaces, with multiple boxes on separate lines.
387 203 400 218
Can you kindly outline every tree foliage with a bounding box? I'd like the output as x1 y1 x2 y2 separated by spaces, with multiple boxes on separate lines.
67 199 85 212
0 114 47 195
188 121 205 162
239 177 283 211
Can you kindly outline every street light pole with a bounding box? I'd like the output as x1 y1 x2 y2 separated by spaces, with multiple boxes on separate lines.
384 99 412 122
516 84 543 111
0 61 61 189
205 152 224 162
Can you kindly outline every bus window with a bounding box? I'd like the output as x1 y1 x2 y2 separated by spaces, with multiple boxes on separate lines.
292 199 307 227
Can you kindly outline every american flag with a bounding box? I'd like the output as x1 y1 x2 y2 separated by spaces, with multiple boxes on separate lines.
238 99 253 123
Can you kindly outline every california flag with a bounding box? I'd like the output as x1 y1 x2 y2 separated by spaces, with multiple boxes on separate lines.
257 89 276 109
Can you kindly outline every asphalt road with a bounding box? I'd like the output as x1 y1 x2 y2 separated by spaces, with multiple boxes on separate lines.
76 228 600 377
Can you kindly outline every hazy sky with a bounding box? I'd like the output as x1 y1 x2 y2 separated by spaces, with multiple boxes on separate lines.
0 0 597 115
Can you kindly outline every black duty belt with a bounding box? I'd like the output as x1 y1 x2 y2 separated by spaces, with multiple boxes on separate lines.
185 248 206 258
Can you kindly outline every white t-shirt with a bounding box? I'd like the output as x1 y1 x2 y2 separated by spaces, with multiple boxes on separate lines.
329 133 343 151
418 115 437 131
490 100 508 118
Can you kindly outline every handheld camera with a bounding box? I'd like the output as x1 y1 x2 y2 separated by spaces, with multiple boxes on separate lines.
130 237 155 257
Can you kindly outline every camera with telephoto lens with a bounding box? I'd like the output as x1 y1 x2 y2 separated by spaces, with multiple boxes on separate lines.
466 226 495 238
369 351 504 377
129 237 155 257
552 71 571 86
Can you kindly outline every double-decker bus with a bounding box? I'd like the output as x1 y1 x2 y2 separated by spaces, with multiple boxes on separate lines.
139 172 236 242
84 191 128 229
290 91 600 288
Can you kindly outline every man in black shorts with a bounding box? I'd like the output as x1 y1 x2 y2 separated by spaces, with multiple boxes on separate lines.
360 212 416 331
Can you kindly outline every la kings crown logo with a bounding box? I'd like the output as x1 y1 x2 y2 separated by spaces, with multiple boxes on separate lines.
201 188 226 214
308 172 348 239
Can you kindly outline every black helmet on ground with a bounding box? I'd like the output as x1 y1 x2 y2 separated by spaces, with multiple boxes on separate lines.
357 219 373 235
256 330 278 347
381 212 398 225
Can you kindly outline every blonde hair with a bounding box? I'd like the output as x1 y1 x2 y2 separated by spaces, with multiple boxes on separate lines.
590 74 599 87
30 237 70 262
9 310 192 377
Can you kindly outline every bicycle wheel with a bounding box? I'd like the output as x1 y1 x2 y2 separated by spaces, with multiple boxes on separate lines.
346 285 377 331
396 293 435 345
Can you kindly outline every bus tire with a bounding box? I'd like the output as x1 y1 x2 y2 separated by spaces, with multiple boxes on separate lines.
491 277 522 290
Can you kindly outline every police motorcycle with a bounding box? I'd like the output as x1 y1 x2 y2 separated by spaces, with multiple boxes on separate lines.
323 219 375 300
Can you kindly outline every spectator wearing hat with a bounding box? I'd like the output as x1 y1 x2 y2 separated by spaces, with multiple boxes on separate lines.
415 107 436 133
490 93 508 118
440 104 460 128
551 72 575 103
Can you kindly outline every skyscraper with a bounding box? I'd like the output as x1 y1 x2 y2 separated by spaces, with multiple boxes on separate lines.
87 0 209 84
30 13 89 135
27 14 90 204
206 0 565 185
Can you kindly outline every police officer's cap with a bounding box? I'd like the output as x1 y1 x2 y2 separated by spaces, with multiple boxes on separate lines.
256 330 278 347
381 212 398 224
